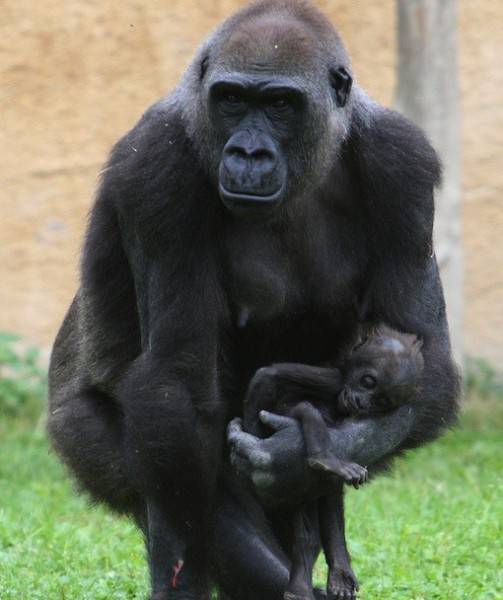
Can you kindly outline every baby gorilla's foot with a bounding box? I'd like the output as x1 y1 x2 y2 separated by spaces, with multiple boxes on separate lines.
335 462 368 489
327 566 358 600
307 455 368 489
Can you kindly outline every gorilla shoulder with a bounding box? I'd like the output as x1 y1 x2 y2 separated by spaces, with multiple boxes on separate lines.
97 99 206 224
347 97 441 261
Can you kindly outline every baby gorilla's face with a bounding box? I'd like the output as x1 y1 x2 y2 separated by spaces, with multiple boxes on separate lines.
338 364 389 415
339 332 424 416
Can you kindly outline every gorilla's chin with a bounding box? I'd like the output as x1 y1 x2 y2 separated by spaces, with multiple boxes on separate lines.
218 183 285 217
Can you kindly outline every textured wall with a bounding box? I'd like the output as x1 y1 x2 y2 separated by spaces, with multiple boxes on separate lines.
0 1 501 365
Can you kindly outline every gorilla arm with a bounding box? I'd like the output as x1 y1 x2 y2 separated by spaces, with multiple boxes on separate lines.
228 245 460 506
228 101 461 504
69 104 225 594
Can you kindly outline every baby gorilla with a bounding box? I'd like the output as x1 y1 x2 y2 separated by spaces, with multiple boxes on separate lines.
243 324 424 600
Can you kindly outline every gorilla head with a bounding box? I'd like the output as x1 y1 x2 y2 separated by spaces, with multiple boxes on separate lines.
180 0 353 217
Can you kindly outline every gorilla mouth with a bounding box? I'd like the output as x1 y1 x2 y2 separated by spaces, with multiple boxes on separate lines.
218 183 284 210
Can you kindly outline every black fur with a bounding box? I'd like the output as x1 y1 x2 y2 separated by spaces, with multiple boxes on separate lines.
47 1 460 599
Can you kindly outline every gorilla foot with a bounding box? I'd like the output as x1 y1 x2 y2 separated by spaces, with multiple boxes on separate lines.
327 566 359 600
307 456 368 489
284 592 316 600
284 581 317 600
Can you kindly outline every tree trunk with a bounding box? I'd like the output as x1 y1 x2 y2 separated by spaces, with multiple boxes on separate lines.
394 0 463 365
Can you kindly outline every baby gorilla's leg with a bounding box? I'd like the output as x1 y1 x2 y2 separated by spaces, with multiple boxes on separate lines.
289 403 368 489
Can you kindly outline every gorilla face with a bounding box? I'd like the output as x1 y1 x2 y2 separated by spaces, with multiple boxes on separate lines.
193 13 353 219
208 75 306 215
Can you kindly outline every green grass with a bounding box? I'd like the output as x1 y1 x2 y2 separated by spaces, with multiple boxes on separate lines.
0 399 502 599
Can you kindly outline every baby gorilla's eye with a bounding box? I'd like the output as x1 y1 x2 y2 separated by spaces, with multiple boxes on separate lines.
360 374 377 389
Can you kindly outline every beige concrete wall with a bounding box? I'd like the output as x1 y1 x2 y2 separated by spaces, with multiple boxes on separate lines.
0 1 501 365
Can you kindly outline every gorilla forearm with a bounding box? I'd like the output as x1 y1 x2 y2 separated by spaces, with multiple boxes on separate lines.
229 360 458 506
326 407 415 467
229 281 460 504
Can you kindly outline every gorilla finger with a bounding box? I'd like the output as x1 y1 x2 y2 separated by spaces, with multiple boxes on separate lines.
229 429 272 467
227 417 244 441
259 410 296 431
228 425 259 454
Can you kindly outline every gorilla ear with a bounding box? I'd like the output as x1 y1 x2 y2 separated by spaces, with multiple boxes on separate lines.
330 67 352 107
200 56 210 81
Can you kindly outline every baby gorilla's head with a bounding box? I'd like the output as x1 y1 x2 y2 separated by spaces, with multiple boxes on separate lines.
339 325 424 415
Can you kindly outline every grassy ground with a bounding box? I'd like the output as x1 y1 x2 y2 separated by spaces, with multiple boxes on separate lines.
0 399 501 600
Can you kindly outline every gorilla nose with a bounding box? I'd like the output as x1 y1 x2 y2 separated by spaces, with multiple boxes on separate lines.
220 132 281 198
225 143 276 164
223 136 278 173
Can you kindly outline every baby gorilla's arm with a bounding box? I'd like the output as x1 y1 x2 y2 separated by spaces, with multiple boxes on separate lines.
242 363 343 437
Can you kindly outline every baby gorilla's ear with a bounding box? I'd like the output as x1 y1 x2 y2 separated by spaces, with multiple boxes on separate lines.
352 322 377 350
408 335 425 377
410 335 424 352
402 332 423 352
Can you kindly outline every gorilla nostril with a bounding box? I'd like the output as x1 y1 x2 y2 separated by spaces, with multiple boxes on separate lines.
250 148 276 162
226 146 275 164
226 146 248 160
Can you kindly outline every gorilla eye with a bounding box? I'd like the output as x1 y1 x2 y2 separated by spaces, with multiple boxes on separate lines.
360 374 377 389
273 98 288 109
224 93 242 105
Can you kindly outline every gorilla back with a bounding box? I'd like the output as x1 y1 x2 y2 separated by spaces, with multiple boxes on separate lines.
48 2 459 599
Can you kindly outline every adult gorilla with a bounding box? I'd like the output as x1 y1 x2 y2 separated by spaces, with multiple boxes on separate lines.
48 1 459 599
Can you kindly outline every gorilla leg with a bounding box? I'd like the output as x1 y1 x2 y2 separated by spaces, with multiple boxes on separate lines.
212 475 325 600
50 394 323 600
116 353 225 600
319 485 358 600
212 472 290 600
48 385 141 517
50 349 224 599
284 502 321 600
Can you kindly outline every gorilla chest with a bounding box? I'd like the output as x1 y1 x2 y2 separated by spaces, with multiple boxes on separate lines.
224 223 361 331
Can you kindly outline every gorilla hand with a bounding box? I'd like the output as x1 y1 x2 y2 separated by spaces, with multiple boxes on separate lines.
227 411 324 506
228 406 420 505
